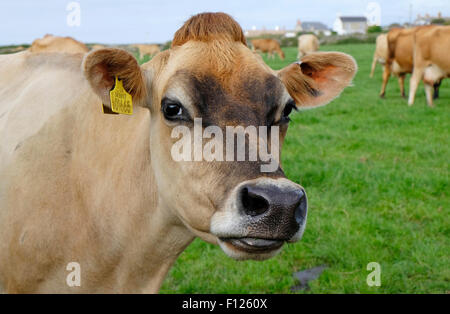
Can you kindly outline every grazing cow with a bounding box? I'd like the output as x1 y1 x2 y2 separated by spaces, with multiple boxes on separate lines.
251 39 285 60
380 26 440 99
29 34 89 54
91 44 106 50
0 12 356 293
408 25 450 106
133 44 161 59
370 33 388 78
297 34 319 59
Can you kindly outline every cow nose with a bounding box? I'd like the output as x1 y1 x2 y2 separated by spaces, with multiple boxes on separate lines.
239 184 306 224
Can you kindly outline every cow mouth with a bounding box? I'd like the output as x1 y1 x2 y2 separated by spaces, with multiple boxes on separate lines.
219 237 284 253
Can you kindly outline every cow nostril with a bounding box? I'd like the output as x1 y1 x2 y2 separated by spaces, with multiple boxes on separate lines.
294 191 307 225
240 187 270 217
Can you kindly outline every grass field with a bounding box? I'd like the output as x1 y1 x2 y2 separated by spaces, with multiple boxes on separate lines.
158 44 449 293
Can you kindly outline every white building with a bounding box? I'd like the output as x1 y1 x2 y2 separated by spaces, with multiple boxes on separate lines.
333 16 368 35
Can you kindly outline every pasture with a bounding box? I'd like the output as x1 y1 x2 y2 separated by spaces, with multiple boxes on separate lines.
157 44 449 293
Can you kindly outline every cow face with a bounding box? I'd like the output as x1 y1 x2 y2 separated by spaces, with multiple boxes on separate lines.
83 13 356 261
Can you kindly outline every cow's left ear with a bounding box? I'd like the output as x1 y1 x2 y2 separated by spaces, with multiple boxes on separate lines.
278 52 357 108
82 48 147 107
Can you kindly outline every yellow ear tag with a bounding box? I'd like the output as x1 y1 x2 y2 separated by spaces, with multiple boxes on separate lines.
109 76 133 115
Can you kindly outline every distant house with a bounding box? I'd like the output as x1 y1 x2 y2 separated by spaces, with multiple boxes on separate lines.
333 16 368 35
295 20 331 36
414 12 449 25
244 18 332 39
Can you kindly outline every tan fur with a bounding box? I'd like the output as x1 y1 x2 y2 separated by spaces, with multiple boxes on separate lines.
133 44 161 59
83 48 147 106
379 26 436 98
408 25 450 106
251 39 285 60
297 34 319 59
91 44 106 50
172 12 246 47
0 12 356 293
29 35 89 54
370 34 388 78
279 52 357 108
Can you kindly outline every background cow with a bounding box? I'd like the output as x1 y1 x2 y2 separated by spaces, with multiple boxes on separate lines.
380 26 441 99
0 12 356 293
29 34 89 54
91 44 106 50
408 25 450 107
133 44 161 59
251 38 285 60
297 34 319 59
370 33 388 78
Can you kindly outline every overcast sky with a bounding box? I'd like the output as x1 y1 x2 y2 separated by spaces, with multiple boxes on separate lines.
0 0 449 45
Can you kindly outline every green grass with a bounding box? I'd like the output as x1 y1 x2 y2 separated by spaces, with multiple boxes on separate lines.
159 44 449 294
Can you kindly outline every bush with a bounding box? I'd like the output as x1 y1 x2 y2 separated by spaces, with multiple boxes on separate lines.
280 36 298 47
388 23 402 29
367 25 382 33
319 33 379 45
431 18 446 25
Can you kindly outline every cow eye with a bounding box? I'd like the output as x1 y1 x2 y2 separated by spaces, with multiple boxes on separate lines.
282 99 297 122
161 98 185 120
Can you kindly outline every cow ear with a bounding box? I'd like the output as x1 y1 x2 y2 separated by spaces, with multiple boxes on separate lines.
82 48 147 108
278 52 357 108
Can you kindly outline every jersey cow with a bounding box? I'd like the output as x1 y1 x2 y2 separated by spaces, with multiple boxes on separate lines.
133 44 161 59
380 26 441 99
408 25 450 107
297 34 319 59
29 34 89 54
370 33 388 78
251 38 285 60
0 12 356 293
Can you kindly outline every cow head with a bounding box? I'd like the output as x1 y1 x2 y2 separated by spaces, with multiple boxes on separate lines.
83 13 356 260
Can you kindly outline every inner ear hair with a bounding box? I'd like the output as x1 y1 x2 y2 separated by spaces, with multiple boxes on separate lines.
278 62 321 104
278 52 357 107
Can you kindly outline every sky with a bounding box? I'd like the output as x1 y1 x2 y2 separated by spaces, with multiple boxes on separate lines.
0 0 449 45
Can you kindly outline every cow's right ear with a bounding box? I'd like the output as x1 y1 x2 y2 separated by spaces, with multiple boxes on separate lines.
82 48 147 107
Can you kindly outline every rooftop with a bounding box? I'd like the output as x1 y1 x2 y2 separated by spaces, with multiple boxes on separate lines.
338 16 367 22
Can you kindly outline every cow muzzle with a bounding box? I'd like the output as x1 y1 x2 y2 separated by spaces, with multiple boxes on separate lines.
210 178 307 260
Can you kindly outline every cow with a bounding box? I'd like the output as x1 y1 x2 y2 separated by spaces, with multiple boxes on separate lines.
29 34 89 54
91 44 106 50
408 25 450 107
133 44 161 59
297 34 319 59
380 26 440 99
251 38 285 60
370 33 388 78
0 12 356 293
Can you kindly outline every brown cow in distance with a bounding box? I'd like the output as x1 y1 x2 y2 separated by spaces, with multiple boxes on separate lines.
408 25 450 106
0 12 356 293
251 38 285 60
379 26 441 99
132 44 161 59
29 34 89 54
91 44 106 50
